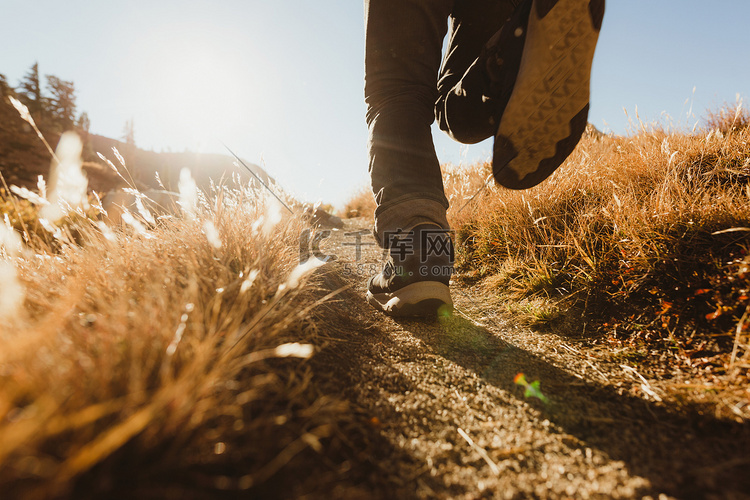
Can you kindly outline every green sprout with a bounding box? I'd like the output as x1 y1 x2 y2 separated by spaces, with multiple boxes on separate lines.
514 373 549 404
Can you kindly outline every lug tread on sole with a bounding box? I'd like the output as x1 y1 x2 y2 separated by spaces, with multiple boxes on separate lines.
494 0 602 189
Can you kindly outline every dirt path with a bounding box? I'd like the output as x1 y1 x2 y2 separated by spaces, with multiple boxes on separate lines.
306 218 750 499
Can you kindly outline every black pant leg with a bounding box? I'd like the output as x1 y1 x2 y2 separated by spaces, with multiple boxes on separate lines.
364 0 453 218
436 0 520 144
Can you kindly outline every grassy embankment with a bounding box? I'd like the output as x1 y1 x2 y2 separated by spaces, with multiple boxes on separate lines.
0 99 345 498
343 104 750 421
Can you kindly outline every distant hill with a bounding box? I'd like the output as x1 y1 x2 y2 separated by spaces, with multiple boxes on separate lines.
0 92 271 195
88 134 272 194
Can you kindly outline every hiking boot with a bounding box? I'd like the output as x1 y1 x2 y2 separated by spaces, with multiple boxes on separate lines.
366 224 454 317
493 0 605 189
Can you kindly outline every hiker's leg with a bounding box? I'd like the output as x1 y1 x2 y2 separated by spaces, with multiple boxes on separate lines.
364 0 453 246
435 0 527 144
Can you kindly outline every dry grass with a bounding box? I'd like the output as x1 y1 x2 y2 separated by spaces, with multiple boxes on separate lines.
339 162 490 221
703 99 750 135
0 127 346 497
449 109 750 421
339 186 376 219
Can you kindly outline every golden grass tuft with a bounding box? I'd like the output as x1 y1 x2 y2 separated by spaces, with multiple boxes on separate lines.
702 99 750 136
339 186 376 219
449 117 750 421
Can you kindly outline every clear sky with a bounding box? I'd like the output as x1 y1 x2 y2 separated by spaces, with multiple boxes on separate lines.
1 0 748 207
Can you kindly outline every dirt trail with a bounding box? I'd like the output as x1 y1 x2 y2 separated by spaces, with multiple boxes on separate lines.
306 218 750 499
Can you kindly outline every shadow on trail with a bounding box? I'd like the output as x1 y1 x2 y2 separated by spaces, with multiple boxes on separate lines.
394 314 750 499
303 279 436 499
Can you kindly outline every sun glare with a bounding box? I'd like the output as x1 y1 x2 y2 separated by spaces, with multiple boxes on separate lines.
135 31 249 151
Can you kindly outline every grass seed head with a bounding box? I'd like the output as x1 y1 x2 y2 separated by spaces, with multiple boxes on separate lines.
0 223 23 257
203 220 222 249
284 256 327 290
261 197 284 237
0 260 24 319
9 185 49 206
8 96 33 125
178 167 198 219
40 132 88 222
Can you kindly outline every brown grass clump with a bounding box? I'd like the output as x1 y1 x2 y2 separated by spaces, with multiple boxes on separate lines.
0 138 346 496
443 161 493 219
703 99 750 135
339 186 376 219
340 162 491 221
450 116 750 421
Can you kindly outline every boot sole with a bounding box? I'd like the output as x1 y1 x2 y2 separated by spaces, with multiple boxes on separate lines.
367 281 453 317
493 0 604 189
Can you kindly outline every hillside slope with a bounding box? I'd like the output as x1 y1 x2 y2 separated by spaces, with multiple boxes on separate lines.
0 92 270 195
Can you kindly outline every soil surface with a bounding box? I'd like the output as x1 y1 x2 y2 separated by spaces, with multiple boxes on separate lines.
303 218 750 500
